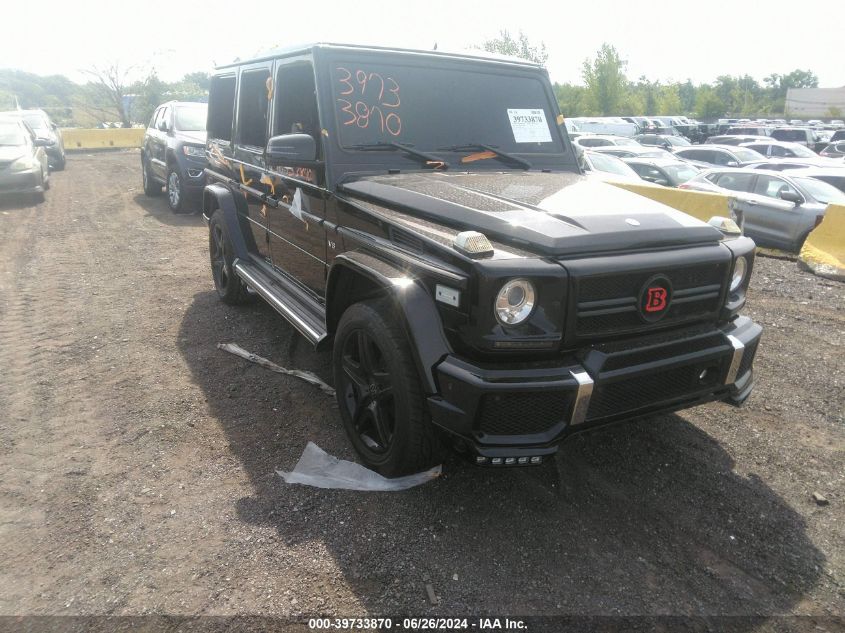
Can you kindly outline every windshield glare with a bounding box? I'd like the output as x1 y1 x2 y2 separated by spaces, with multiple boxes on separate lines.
331 61 565 158
174 105 207 132
663 163 699 183
0 122 26 146
588 152 637 177
794 177 845 204
22 115 48 131
789 144 817 158
734 148 764 162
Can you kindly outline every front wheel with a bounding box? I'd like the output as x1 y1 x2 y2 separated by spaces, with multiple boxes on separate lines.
333 299 444 477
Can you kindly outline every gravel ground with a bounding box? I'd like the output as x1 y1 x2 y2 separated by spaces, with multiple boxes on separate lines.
0 151 842 627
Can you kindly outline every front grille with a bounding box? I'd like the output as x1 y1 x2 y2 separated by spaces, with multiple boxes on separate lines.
737 338 759 379
477 391 571 436
586 361 724 421
598 331 728 372
575 263 727 338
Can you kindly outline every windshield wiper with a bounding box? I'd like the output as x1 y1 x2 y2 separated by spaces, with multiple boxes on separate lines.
348 142 449 169
438 143 532 170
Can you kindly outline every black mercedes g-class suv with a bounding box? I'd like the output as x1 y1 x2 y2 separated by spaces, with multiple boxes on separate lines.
142 101 208 212
202 44 762 476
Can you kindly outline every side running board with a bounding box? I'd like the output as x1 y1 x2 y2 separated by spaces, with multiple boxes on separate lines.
233 259 328 348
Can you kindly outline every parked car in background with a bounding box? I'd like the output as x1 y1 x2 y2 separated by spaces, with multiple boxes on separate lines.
673 145 765 168
589 145 674 159
572 134 640 149
829 130 845 142
781 167 845 194
578 150 641 181
747 160 824 171
769 127 816 148
820 141 845 159
0 116 51 202
705 135 770 146
141 101 208 213
739 140 834 163
726 126 772 137
622 157 700 187
0 109 66 171
681 167 845 250
634 134 691 150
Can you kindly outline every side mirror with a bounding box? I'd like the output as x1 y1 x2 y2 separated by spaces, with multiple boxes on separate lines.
33 137 52 147
265 133 317 164
778 190 803 204
726 161 739 167
157 120 168 132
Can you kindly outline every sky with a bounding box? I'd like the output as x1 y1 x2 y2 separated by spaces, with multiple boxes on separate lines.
3 0 844 87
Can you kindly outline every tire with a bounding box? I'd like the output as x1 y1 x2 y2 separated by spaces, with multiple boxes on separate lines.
333 299 444 477
208 210 251 305
33 170 46 203
166 166 186 213
52 152 66 171
142 155 160 196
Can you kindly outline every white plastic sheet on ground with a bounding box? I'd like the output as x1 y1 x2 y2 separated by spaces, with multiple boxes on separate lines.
277 442 441 491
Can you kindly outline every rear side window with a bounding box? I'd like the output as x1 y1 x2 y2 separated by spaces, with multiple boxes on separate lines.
236 67 272 149
714 172 755 192
208 75 237 142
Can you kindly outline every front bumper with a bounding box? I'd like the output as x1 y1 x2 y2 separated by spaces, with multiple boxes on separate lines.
0 168 43 195
427 316 762 463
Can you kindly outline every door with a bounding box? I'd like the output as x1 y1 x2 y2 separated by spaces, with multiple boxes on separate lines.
149 105 170 180
745 174 803 248
265 59 328 297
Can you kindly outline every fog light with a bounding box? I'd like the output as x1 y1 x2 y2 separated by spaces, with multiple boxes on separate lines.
505 457 516 465
530 456 542 464
518 457 529 464
491 458 503 465
476 456 488 465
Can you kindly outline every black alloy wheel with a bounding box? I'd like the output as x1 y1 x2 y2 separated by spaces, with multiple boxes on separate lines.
208 210 250 304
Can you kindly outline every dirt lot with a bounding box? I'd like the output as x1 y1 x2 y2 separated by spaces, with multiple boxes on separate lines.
0 151 842 624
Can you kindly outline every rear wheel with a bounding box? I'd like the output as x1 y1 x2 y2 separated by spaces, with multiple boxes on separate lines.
142 155 160 196
166 166 185 213
209 210 251 305
52 152 66 171
333 299 444 477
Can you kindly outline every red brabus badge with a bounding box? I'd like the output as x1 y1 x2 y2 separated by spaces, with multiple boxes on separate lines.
639 276 673 322
645 287 668 313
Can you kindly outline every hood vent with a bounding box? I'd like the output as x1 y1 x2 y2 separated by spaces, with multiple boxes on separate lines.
389 228 424 254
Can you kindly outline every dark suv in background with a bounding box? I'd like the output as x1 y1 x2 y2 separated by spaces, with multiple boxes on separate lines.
141 101 208 212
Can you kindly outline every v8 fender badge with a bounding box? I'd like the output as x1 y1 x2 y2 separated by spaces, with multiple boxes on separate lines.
625 218 641 226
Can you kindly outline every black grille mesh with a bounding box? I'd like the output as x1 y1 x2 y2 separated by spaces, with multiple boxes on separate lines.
586 364 713 421
600 332 727 372
478 391 571 436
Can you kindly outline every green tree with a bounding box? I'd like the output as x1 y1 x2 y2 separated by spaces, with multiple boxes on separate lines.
554 83 587 117
656 85 682 115
582 44 628 116
481 30 548 66
695 86 726 120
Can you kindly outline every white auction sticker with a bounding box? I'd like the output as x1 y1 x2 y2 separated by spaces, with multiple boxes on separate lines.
507 108 552 143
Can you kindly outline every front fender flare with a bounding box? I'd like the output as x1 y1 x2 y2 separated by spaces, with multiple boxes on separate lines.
203 183 250 261
327 252 452 394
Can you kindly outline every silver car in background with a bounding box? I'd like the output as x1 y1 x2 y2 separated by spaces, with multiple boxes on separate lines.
0 116 51 203
680 167 845 251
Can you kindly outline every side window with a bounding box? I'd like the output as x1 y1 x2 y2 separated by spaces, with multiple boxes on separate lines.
713 150 733 166
273 62 320 157
754 175 799 199
149 108 160 129
770 145 788 157
579 138 608 147
160 106 171 131
208 74 237 142
236 67 272 149
714 172 755 192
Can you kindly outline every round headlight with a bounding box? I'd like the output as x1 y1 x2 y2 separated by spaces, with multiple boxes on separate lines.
730 257 747 292
495 279 536 325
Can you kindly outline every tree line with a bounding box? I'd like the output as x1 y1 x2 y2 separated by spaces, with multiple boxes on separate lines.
0 35 828 127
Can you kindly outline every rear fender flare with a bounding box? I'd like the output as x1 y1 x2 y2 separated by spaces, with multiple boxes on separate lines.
203 183 250 261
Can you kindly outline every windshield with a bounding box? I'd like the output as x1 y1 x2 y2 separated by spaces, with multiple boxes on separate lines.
733 148 764 162
793 177 845 204
663 162 699 183
787 144 817 158
0 122 26 146
331 61 565 158
22 114 49 132
667 136 691 146
587 152 638 177
174 105 207 132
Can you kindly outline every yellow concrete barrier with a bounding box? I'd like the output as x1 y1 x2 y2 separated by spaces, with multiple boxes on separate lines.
609 180 733 223
60 128 145 150
799 203 845 281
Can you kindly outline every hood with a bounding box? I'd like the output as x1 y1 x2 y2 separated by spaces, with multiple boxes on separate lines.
175 130 206 145
0 146 26 163
339 171 722 257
